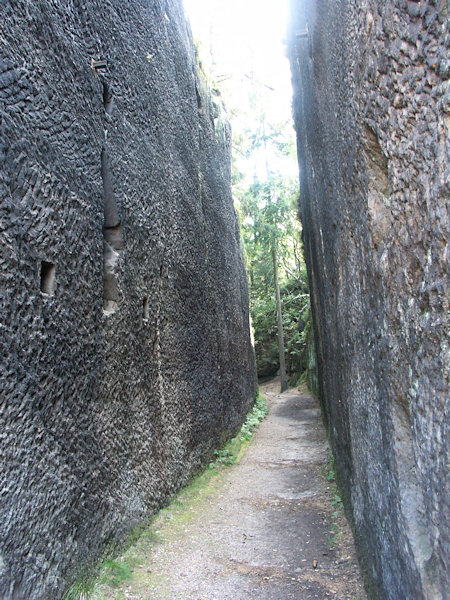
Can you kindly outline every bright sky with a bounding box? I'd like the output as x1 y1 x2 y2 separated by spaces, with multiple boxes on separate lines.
183 0 298 183
183 0 292 118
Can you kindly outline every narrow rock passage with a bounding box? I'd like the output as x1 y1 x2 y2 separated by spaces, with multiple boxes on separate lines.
99 380 366 600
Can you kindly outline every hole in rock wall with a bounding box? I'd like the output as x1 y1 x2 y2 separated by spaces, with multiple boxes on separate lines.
103 225 122 314
101 150 123 314
195 83 202 109
142 296 149 322
101 149 120 228
102 80 113 115
40 261 56 296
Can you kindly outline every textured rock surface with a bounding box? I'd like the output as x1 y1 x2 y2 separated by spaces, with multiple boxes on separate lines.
0 1 256 598
288 1 448 599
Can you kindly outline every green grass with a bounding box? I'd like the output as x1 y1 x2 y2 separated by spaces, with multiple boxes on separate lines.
99 560 132 588
64 394 269 600
62 574 100 600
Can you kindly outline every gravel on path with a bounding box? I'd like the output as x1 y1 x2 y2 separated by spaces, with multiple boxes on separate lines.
98 380 367 600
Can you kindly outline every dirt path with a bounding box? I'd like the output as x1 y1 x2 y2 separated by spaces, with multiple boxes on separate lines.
97 381 367 600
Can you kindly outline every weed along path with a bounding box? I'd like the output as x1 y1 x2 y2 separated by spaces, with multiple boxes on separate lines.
95 380 366 600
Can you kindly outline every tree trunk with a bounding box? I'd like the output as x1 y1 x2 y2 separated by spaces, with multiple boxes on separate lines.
272 241 288 392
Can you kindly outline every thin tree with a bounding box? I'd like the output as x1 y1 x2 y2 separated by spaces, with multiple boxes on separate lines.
271 235 288 392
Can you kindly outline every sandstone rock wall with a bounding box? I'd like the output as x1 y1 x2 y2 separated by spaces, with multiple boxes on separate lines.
0 1 256 597
288 1 448 598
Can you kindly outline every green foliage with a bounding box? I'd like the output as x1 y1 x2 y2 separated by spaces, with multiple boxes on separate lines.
238 165 309 384
231 101 309 384
236 167 310 382
239 393 269 441
210 448 235 467
323 451 336 481
251 275 310 379
332 494 344 510
209 394 269 468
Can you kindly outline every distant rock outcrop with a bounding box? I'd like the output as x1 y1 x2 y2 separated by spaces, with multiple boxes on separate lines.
289 1 448 598
0 1 256 597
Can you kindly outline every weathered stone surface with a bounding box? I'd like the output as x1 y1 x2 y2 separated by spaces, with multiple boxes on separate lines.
0 1 256 598
288 1 448 599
